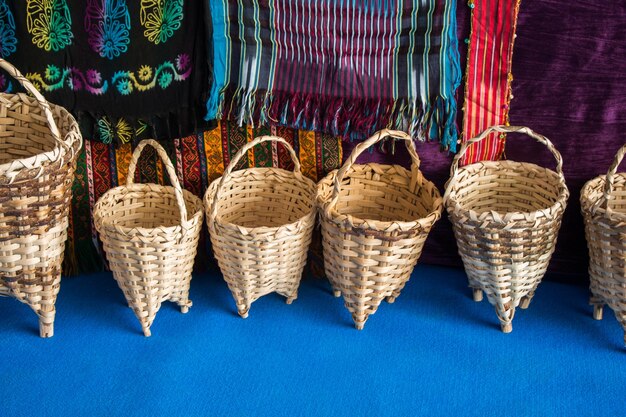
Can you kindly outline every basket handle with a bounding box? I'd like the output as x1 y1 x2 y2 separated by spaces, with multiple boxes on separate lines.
326 129 420 214
450 125 565 182
600 143 626 212
0 59 69 153
209 135 303 219
126 139 188 225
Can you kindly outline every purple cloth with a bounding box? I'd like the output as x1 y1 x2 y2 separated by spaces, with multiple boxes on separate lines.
508 1 626 282
343 2 626 283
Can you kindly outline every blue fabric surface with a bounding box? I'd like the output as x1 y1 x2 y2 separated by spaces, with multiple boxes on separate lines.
1 265 625 416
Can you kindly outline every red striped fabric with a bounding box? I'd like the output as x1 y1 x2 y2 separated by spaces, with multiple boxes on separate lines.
461 0 521 165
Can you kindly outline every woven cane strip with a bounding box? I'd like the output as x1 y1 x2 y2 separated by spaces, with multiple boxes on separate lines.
94 140 203 337
444 125 568 333
205 136 317 318
317 129 443 330
581 143 626 345
0 60 80 337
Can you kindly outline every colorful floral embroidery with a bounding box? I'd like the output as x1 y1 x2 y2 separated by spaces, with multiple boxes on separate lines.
0 0 17 58
98 117 148 144
111 53 192 94
85 0 130 60
138 65 152 81
140 0 183 45
26 0 73 52
158 72 172 89
116 78 133 95
25 53 192 96
27 65 108 94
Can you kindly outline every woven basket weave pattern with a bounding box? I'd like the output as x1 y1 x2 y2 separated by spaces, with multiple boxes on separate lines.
205 136 317 318
94 140 204 337
0 59 81 338
317 129 442 330
444 125 569 333
581 143 626 345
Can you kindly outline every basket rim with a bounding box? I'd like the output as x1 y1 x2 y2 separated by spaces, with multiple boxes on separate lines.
0 94 81 177
581 173 626 222
94 183 204 235
444 160 569 223
204 167 318 235
316 163 444 232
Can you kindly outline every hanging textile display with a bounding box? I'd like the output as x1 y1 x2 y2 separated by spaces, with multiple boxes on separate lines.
207 0 462 150
460 0 521 164
65 121 342 274
0 0 211 144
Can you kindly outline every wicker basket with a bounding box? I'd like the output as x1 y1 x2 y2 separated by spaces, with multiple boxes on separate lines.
317 129 443 330
94 140 203 337
0 59 81 337
205 136 317 318
444 125 569 333
581 143 626 346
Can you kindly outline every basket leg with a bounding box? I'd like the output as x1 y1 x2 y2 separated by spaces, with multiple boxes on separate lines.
352 312 369 330
593 304 604 321
333 290 341 298
38 307 56 338
39 318 54 338
286 294 297 305
238 305 250 319
500 322 513 333
520 292 534 310
496 303 515 334
178 299 193 314
137 315 155 337
472 288 483 302
386 288 402 304
127 298 157 337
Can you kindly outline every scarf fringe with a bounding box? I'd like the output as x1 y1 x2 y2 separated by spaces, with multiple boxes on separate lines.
214 88 459 151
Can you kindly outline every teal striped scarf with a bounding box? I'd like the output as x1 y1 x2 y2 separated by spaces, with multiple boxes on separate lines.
206 0 461 150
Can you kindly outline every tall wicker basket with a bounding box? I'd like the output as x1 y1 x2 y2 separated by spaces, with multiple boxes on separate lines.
444 125 569 333
94 140 203 336
205 136 317 318
0 59 81 337
317 129 443 330
581 143 626 346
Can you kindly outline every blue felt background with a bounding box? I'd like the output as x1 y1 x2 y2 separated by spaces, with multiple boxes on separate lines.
1 265 625 416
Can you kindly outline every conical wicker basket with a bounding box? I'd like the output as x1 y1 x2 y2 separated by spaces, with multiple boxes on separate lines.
205 136 317 318
94 140 203 337
0 59 81 337
444 125 569 333
581 143 626 346
317 129 443 330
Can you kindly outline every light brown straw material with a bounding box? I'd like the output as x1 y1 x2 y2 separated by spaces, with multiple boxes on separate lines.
444 125 569 333
317 129 442 330
0 59 81 338
581 143 626 346
94 140 203 337
205 136 317 318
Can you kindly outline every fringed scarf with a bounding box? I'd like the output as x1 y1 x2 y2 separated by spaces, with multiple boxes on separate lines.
207 0 462 150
